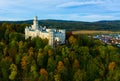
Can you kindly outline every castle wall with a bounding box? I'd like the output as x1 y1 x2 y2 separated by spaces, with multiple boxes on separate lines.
25 16 66 47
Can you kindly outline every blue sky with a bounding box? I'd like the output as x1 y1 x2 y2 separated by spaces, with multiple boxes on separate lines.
0 0 120 22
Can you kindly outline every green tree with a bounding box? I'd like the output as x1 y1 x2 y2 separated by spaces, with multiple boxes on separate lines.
73 69 87 81
93 45 120 80
47 57 56 72
33 37 44 50
61 46 69 59
37 50 47 68
4 28 10 42
30 62 39 81
9 63 17 80
0 56 12 81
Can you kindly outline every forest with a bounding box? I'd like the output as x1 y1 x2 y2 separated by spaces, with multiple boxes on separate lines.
0 22 120 81
1 19 120 31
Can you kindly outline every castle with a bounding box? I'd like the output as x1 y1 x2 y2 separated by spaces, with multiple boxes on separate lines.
25 16 66 47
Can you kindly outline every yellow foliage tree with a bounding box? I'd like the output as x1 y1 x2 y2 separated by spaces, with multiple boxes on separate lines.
21 55 29 70
39 68 48 81
57 61 64 73
108 62 116 70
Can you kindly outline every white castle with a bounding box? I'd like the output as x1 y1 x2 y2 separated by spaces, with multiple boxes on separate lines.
25 16 66 47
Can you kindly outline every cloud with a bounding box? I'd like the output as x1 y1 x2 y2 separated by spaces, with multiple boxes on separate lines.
57 1 103 8
82 14 117 21
48 14 117 22
100 0 120 11
0 0 120 21
0 0 23 8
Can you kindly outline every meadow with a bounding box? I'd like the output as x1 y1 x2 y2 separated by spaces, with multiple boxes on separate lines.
72 30 120 34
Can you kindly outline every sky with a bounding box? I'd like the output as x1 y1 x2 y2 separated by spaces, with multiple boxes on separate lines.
0 0 120 22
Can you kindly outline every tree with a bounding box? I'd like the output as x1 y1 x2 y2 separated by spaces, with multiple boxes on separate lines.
28 47 34 56
54 73 62 81
47 57 56 72
73 69 87 81
78 46 90 69
3 47 8 56
30 63 39 81
61 46 69 59
15 53 22 65
37 50 47 68
57 61 64 73
44 45 52 52
9 63 17 80
69 51 76 63
8 47 17 60
33 37 44 50
72 59 80 72
20 55 30 71
4 28 10 43
18 40 24 53
39 68 48 81
108 62 116 70
56 61 69 81
48 49 54 57
93 45 120 80
0 56 12 81
69 35 77 46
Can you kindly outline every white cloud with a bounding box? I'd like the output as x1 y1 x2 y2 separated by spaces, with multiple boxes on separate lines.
57 0 103 8
100 0 120 11
0 0 23 8
0 0 58 9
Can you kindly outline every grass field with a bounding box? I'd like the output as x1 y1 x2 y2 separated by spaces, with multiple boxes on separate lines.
72 30 120 34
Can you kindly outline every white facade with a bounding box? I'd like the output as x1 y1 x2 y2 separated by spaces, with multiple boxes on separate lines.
25 16 66 47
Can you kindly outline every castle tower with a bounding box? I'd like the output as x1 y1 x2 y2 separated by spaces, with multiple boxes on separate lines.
25 26 29 39
49 32 54 47
32 16 39 30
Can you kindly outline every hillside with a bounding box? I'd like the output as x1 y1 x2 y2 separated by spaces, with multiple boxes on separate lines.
0 20 120 31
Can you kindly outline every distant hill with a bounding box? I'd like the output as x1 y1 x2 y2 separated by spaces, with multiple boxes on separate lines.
0 19 120 31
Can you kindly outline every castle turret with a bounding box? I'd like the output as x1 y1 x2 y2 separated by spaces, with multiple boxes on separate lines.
32 16 39 30
59 29 66 43
25 26 29 39
49 32 54 47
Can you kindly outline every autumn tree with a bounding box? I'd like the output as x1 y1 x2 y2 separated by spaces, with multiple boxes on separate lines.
72 59 80 72
28 47 34 56
69 35 77 47
39 68 48 81
21 55 30 71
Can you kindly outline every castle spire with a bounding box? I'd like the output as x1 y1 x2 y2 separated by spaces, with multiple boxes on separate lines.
34 16 37 21
32 16 39 30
